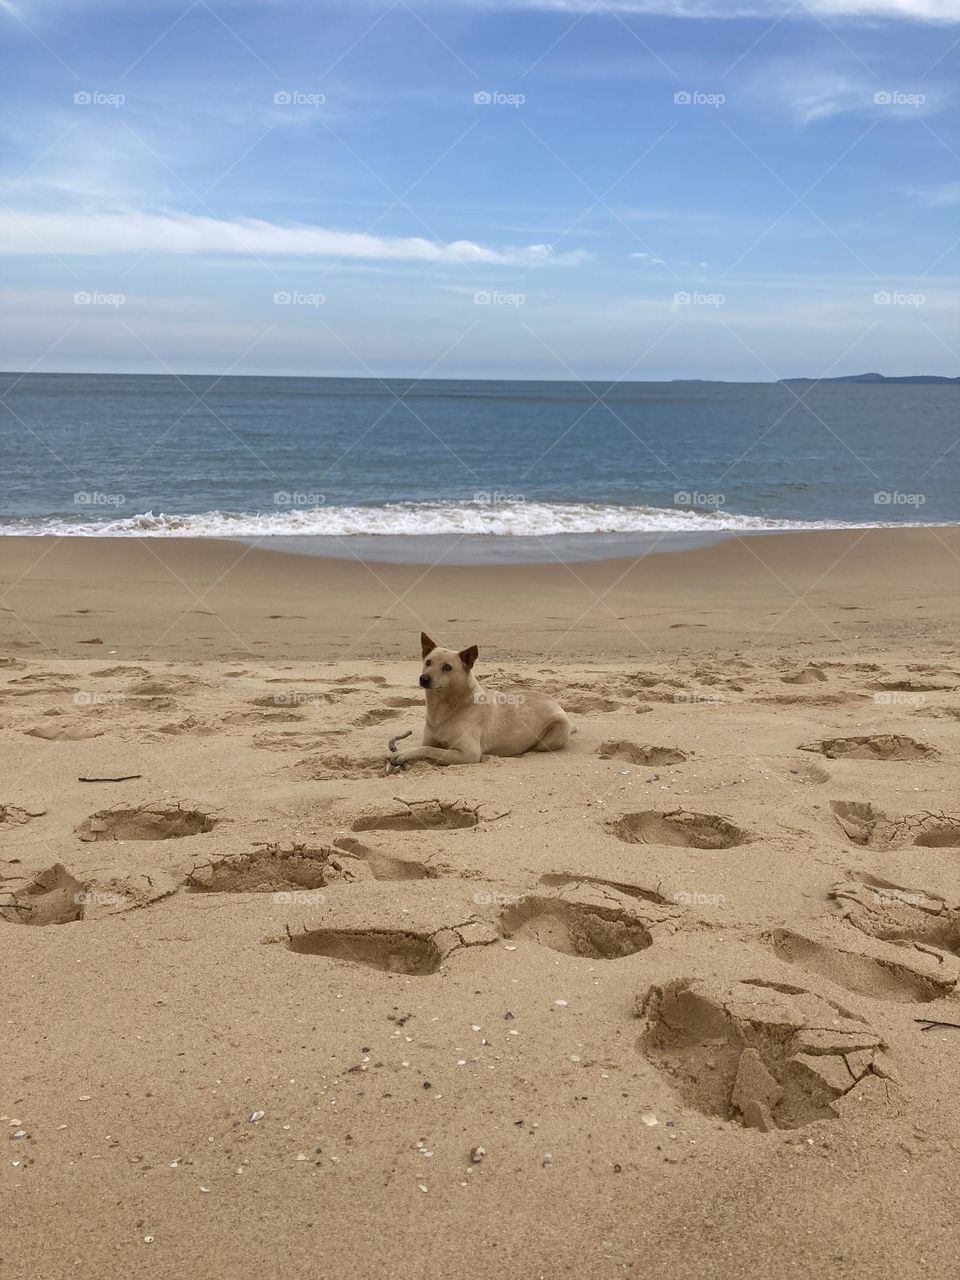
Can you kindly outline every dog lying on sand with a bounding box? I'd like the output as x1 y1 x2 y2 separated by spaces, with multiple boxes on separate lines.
385 633 571 770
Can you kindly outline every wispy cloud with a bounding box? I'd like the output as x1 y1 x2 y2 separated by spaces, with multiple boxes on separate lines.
738 57 954 122
432 0 960 20
0 207 587 264
903 180 960 205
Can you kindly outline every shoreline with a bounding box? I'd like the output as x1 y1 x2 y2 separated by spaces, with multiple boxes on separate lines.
2 525 958 662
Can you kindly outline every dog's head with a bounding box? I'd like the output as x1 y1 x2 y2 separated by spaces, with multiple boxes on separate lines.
418 632 478 693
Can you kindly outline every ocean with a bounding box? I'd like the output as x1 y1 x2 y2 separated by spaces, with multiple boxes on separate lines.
1 372 956 563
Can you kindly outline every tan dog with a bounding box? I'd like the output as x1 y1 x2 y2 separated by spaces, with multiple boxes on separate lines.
386 632 571 769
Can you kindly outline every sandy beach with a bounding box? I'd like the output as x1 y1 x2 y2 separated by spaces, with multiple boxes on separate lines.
3 527 960 1278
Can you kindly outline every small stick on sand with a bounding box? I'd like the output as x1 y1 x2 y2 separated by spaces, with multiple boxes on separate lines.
915 1018 960 1032
79 774 143 783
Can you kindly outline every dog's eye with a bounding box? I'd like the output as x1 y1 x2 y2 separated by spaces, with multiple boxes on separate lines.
425 659 431 666
442 663 452 672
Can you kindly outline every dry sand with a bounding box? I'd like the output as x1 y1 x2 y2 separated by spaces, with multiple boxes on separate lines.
2 528 960 1278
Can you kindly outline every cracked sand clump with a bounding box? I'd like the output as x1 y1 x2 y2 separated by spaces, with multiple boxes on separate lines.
639 977 893 1130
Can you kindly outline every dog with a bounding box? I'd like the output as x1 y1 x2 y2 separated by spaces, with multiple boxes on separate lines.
386 632 571 769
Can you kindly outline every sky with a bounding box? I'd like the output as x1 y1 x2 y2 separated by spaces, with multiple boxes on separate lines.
0 0 958 380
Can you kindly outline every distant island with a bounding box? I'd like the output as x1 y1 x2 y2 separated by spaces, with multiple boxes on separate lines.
780 373 959 385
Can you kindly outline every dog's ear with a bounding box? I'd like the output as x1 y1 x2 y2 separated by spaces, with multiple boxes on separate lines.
458 644 479 670
420 632 437 658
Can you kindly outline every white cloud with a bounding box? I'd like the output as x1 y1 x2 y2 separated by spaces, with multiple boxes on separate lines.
738 58 954 123
904 181 960 206
0 207 585 265
435 0 960 19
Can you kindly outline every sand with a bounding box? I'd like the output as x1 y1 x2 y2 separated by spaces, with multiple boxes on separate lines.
2 528 960 1278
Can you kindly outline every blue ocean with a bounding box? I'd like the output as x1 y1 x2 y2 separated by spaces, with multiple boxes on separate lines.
1 373 956 562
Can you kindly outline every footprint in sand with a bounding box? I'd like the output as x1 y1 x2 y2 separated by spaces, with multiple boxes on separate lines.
188 838 437 892
799 734 938 761
77 802 217 842
831 874 960 957
830 800 960 850
765 927 956 1003
0 863 83 925
638 977 893 1131
285 927 444 974
330 837 438 881
353 708 401 728
498 896 653 960
606 809 751 850
284 918 498 974
1 863 178 924
351 800 482 832
24 720 105 741
596 741 690 766
562 695 625 714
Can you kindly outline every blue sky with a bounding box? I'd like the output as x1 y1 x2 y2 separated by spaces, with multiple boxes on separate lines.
1 0 958 379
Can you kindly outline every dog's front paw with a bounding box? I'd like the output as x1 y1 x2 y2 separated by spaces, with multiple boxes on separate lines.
384 751 410 774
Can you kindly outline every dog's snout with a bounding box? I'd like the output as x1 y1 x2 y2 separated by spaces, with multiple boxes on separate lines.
419 674 431 688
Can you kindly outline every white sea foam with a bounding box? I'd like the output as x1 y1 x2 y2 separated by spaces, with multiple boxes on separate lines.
0 501 948 538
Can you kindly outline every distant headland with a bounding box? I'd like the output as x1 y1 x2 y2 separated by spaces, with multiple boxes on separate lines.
779 373 959 385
